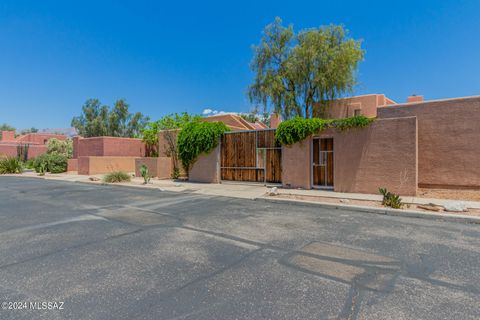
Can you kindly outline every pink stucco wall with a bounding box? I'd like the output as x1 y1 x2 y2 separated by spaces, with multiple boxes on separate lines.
74 136 146 158
332 117 417 195
189 146 221 183
0 144 48 159
281 117 418 195
282 140 312 189
378 96 480 188
15 133 66 144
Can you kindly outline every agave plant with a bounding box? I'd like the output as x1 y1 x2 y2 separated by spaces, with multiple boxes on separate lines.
379 187 403 209
0 157 24 174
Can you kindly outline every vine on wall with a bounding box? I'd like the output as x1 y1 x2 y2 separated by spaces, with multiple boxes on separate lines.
275 116 374 145
177 121 230 173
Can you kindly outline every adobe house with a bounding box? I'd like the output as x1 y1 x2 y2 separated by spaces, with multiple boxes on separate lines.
202 113 268 130
0 131 67 159
187 94 480 196
282 94 480 195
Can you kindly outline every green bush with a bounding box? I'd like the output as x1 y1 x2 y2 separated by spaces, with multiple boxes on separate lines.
47 138 73 158
177 121 230 172
276 116 374 145
103 171 131 183
379 187 403 209
25 158 35 169
33 153 68 174
0 157 24 174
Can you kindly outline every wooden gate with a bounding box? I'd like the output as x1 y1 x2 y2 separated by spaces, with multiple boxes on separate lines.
312 137 334 188
220 129 281 184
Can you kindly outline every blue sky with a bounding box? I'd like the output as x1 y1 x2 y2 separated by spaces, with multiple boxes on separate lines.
1 0 479 129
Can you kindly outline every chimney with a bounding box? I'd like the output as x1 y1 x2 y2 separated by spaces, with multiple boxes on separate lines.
1 130 15 142
269 113 282 129
407 95 424 103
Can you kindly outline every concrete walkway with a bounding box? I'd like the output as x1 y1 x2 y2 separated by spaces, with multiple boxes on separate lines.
10 171 480 210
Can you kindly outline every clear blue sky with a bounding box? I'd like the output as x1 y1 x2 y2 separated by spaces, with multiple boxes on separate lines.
1 0 479 129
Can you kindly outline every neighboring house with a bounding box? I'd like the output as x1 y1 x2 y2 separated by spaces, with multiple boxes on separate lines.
187 94 480 196
202 114 268 130
0 131 67 159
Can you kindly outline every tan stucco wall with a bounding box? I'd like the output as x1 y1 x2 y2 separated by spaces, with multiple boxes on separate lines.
78 156 138 175
134 157 173 179
332 117 418 195
281 139 312 189
281 117 418 195
189 146 221 183
67 159 78 172
378 96 480 188
317 94 392 119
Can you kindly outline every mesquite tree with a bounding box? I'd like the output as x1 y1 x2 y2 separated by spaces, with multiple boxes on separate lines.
248 17 364 119
71 99 149 138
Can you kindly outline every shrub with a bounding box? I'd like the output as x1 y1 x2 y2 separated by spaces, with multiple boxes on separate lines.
47 138 73 158
33 153 68 174
140 164 151 184
379 187 403 209
25 158 35 169
0 157 24 174
276 116 374 145
171 167 180 180
103 171 131 183
177 121 230 173
47 153 68 173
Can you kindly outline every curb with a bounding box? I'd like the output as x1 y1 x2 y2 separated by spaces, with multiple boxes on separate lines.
255 196 480 224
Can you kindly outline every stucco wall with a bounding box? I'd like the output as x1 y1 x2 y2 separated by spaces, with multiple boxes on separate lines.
76 137 146 158
317 94 393 119
0 144 48 159
67 159 78 172
1 131 15 142
189 146 221 183
78 156 138 175
281 117 418 195
332 117 417 195
282 139 312 189
16 133 66 144
378 96 480 188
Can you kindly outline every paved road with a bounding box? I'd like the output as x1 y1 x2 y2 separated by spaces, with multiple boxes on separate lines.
0 177 479 320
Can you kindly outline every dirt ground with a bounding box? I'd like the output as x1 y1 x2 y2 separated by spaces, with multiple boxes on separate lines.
275 193 480 217
417 188 480 201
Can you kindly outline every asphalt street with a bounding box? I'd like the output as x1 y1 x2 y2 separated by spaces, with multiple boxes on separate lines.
0 176 479 320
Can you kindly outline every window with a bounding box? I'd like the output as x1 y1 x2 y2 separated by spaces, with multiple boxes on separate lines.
354 109 361 116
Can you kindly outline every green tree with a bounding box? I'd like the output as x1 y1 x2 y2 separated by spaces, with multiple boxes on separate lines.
141 112 199 168
20 127 39 135
248 17 364 119
71 98 149 137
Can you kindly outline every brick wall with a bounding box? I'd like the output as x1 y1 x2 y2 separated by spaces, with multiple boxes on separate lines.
378 96 480 188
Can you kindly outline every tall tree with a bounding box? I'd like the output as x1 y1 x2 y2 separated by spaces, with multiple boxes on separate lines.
71 99 149 137
248 17 364 119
